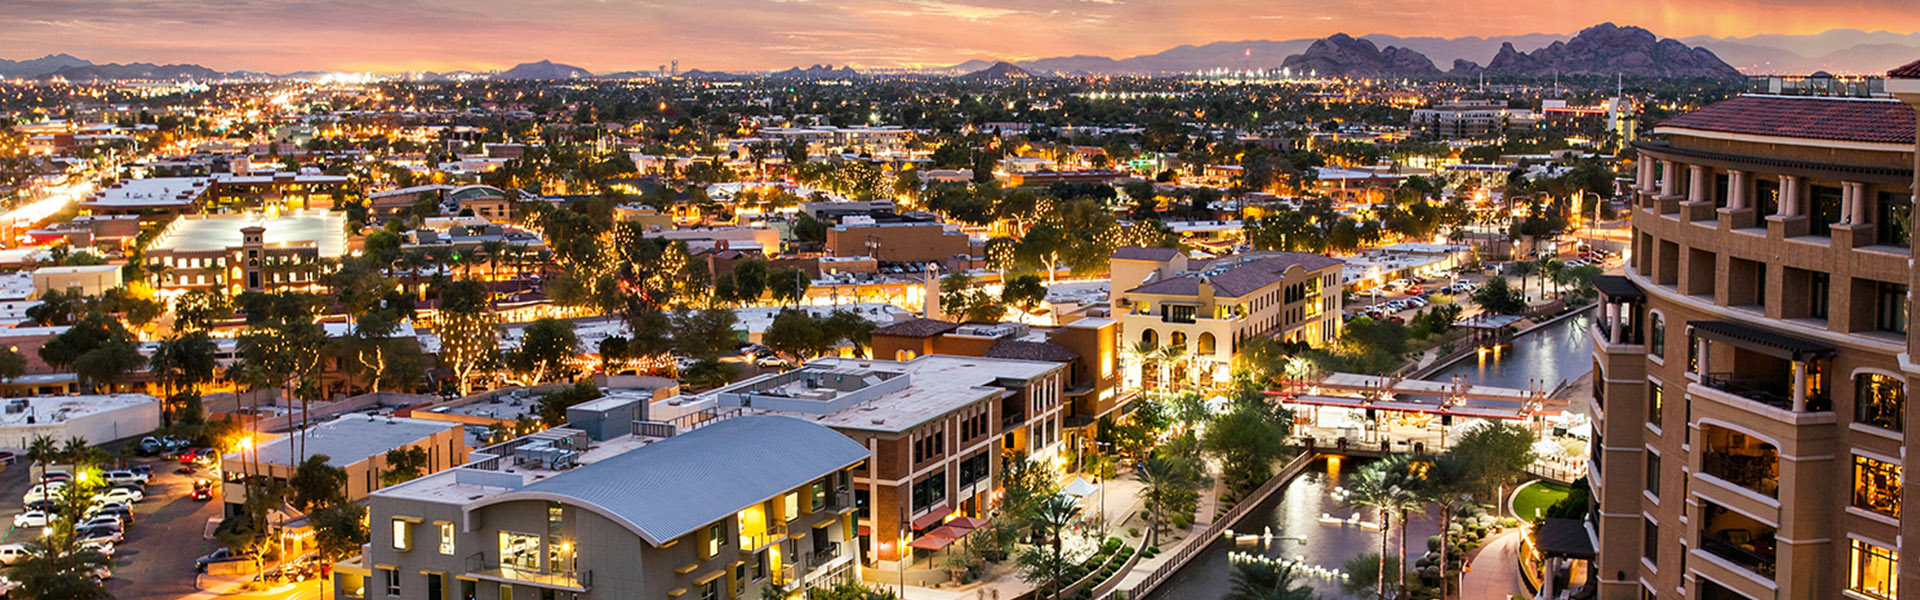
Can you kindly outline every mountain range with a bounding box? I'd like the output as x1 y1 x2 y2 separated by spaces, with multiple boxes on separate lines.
1 24 1915 81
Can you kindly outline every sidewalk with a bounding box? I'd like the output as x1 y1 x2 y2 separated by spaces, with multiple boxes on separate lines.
1459 530 1527 600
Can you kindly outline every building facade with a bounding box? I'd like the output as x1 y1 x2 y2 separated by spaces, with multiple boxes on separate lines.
1110 247 1343 387
1588 76 1920 600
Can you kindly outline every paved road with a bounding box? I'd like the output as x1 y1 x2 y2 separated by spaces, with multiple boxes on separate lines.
1460 530 1527 600
0 454 225 597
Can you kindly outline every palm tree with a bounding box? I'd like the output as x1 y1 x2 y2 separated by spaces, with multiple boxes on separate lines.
9 537 112 600
25 435 58 483
1507 260 1537 305
1125 339 1158 389
1539 257 1565 299
1137 453 1206 546
1346 456 1424 599
1223 558 1315 600
1154 344 1187 390
1282 357 1317 394
1412 455 1475 600
1020 494 1083 597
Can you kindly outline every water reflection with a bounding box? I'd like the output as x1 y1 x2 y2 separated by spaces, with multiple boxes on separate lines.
1149 458 1441 599
1430 310 1594 391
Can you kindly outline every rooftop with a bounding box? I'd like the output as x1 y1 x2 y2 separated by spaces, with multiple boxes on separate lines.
870 317 959 338
1110 246 1181 262
228 415 459 468
1655 94 1915 146
0 394 155 431
1890 59 1920 79
149 210 348 257
83 177 208 208
382 415 868 546
1126 252 1342 298
713 355 1064 432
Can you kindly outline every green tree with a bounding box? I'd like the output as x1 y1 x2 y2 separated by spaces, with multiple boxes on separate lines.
767 267 808 306
670 309 740 360
1340 553 1402 600
150 331 219 425
763 310 834 364
1448 421 1537 500
380 446 431 487
680 358 741 389
1014 494 1082 597
1470 275 1528 315
532 381 605 428
435 280 500 396
172 289 235 332
0 347 26 384
1346 455 1423 598
1136 452 1207 545
511 318 579 385
8 538 112 600
288 454 347 512
1223 559 1315 600
1000 274 1048 318
311 502 370 564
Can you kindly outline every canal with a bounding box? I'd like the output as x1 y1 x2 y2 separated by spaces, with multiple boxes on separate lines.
1147 309 1596 599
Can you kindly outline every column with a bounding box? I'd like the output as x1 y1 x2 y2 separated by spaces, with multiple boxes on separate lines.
1638 159 1656 193
1688 165 1708 203
1774 175 1789 216
1660 161 1678 198
1608 303 1623 344
1840 182 1857 224
1695 337 1710 378
1728 170 1748 210
1850 182 1870 226
1791 361 1808 412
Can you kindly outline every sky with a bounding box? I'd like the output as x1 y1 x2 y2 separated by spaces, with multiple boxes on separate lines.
1 0 1916 74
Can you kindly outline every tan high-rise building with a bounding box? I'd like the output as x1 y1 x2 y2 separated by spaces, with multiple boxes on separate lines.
1588 63 1920 600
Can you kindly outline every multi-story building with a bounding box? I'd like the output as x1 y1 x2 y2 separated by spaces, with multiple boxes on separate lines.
823 217 978 265
335 410 868 600
1110 247 1343 386
1410 99 1541 139
1587 67 1920 600
143 212 346 293
702 355 1067 579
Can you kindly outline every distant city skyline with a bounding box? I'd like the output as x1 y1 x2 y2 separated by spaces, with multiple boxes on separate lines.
1 0 1917 74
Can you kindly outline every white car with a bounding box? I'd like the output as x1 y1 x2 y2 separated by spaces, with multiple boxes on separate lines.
11 510 52 528
91 487 143 504
22 482 67 505
103 470 149 486
79 541 114 558
78 516 123 531
0 543 30 566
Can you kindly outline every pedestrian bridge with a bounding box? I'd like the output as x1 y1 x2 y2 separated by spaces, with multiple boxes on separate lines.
1268 372 1564 421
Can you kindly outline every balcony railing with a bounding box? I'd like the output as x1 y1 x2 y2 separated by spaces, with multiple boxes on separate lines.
463 553 592 590
1001 413 1025 432
827 488 854 512
740 522 787 552
1700 453 1779 498
809 542 842 567
1702 373 1797 411
1700 534 1776 579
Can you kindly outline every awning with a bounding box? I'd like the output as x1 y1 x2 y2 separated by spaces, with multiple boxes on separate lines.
1690 320 1837 361
858 525 871 537
1590 275 1642 300
909 535 957 550
910 505 952 530
1061 478 1098 499
925 524 968 540
947 516 988 532
1537 518 1596 559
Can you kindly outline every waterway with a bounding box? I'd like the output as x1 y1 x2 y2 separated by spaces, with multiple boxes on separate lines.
1428 309 1595 393
1147 457 1443 600
1147 310 1596 599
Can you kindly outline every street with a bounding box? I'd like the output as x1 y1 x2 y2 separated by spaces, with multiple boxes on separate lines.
0 454 225 598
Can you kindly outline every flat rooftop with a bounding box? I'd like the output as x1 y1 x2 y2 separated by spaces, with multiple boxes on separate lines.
0 394 155 428
84 177 209 208
716 355 1064 433
229 415 458 468
150 210 348 257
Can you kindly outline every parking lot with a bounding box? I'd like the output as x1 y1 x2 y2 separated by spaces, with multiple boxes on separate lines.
0 452 225 597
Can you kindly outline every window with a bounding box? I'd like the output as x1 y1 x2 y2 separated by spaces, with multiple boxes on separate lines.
1649 315 1664 357
912 471 947 511
784 492 800 522
499 532 540 573
1687 332 1699 373
1642 520 1658 564
1164 304 1195 324
1876 282 1908 334
391 519 412 551
1811 185 1843 236
812 481 827 511
380 567 400 596
1852 455 1901 518
438 522 455 555
707 523 725 557
1645 452 1661 498
500 585 513 600
701 580 720 600
1848 539 1898 600
734 563 747 596
1855 373 1905 431
1648 384 1663 427
1878 191 1912 248
1809 272 1831 320
1754 178 1780 217
754 550 768 580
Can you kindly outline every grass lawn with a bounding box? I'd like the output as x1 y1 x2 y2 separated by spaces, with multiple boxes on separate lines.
1510 481 1571 521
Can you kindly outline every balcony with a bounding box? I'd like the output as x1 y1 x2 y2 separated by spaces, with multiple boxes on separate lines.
809 541 843 567
1700 453 1779 499
1699 501 1777 580
1702 373 1800 411
1001 412 1025 432
1699 534 1776 579
826 488 854 513
1691 320 1834 413
740 522 787 552
463 554 591 591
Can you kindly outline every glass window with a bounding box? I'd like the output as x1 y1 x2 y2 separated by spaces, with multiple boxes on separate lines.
1648 384 1663 426
1649 315 1664 357
1811 185 1843 236
1877 191 1912 248
381 567 400 596
1645 452 1661 498
784 492 800 522
1754 178 1780 217
391 520 411 551
1853 455 1901 518
1876 282 1908 334
438 522 455 555
500 585 513 600
1642 520 1658 563
1849 539 1898 600
707 523 724 557
499 532 541 573
1810 272 1831 320
701 581 719 600
812 481 827 511
1855 373 1905 431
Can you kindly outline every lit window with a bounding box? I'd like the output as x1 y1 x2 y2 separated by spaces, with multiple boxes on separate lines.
438 522 454 555
391 519 412 551
1852 455 1901 518
1848 539 1898 600
1855 373 1905 432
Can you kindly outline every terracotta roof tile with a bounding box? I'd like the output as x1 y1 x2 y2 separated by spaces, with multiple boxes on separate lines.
870 317 958 338
984 340 1080 363
1125 252 1342 298
1111 246 1181 261
1890 58 1920 79
1655 94 1914 145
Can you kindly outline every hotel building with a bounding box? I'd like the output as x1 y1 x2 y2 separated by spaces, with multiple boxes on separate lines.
1109 247 1343 386
1587 63 1920 600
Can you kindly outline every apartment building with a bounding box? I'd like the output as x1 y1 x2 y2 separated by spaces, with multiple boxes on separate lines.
224 415 468 517
1587 70 1920 600
704 355 1068 579
1110 247 1343 387
335 411 867 600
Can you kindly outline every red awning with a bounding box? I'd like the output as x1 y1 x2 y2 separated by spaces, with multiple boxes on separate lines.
909 535 957 550
910 506 952 530
925 525 967 540
947 516 988 532
857 525 871 537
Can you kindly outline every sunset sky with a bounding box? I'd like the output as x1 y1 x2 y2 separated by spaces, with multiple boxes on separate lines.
1 0 1915 73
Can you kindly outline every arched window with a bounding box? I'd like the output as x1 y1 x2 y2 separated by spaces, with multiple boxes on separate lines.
1856 373 1905 432
1170 331 1188 351
1649 313 1665 358
1140 329 1157 350
1197 332 1217 355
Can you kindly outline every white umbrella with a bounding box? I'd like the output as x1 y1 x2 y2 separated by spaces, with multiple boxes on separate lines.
1531 440 1567 459
1061 477 1098 499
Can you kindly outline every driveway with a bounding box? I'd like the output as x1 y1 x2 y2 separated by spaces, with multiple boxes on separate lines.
0 454 225 598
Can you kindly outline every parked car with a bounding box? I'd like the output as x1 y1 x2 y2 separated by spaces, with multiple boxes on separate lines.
1405 297 1429 308
129 465 153 478
0 544 29 566
85 505 133 526
11 511 52 528
73 526 121 545
38 470 70 483
190 480 215 502
1404 286 1424 296
138 436 189 456
79 541 114 558
197 548 252 572
22 482 67 505
78 516 123 531
176 447 211 463
103 470 149 487
91 487 143 504
755 356 790 368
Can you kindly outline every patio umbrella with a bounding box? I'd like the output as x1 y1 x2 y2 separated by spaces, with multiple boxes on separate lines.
1061 477 1098 499
947 516 988 532
1531 440 1567 459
